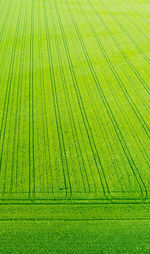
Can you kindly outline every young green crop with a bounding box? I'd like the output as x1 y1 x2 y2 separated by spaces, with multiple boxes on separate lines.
0 0 149 203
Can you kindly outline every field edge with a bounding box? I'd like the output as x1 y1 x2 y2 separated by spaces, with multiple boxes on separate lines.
0 203 150 221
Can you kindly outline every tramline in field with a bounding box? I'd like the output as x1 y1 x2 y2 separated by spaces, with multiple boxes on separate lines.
0 0 150 204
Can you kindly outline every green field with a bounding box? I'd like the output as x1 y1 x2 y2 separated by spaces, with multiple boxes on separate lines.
0 0 149 204
0 0 150 252
1 219 150 253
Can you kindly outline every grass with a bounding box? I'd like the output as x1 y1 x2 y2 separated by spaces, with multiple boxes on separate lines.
0 0 150 252
0 220 150 253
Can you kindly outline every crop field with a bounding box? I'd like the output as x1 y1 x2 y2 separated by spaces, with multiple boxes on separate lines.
0 0 150 205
